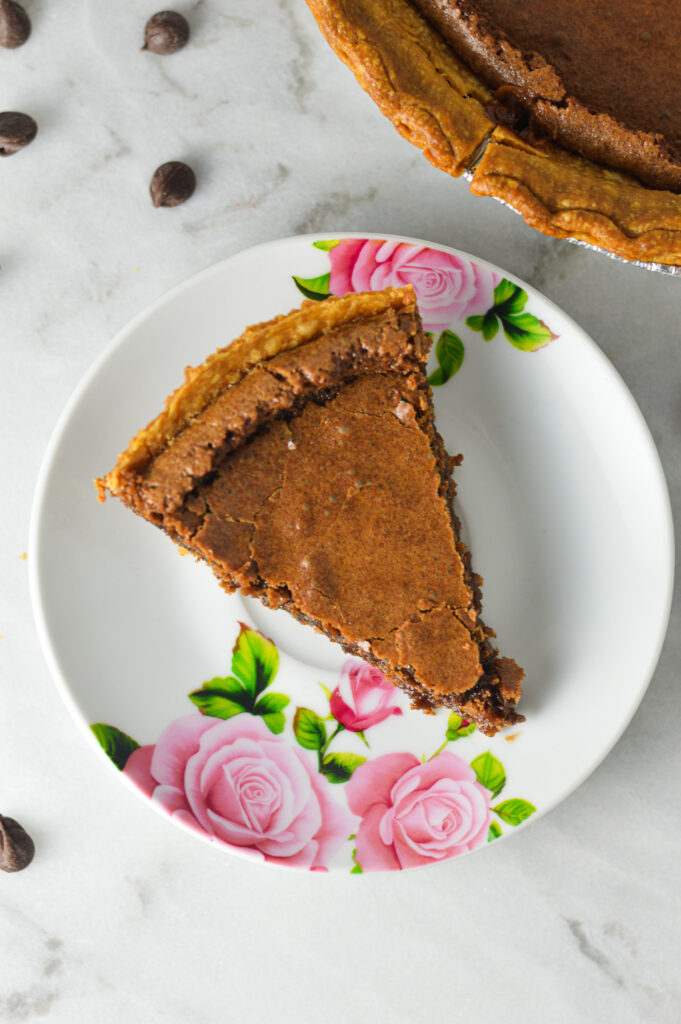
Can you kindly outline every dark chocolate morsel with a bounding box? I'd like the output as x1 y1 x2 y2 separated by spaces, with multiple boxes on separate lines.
142 10 189 54
150 160 196 207
0 111 37 156
0 815 35 872
0 0 31 49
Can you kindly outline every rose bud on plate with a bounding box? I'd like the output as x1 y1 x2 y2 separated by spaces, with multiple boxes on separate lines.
329 662 403 732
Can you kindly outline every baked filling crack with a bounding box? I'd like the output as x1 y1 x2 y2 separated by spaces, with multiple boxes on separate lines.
98 286 524 735
305 0 681 266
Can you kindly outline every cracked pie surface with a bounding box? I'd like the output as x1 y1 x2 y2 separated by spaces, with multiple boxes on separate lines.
305 0 681 266
98 287 524 735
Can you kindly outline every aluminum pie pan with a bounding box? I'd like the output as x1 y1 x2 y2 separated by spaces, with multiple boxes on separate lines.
461 168 681 278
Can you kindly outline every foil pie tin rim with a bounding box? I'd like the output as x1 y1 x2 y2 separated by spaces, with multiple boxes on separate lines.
461 168 681 278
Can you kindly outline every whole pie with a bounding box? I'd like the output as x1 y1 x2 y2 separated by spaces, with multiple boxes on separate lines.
97 286 524 734
305 0 681 266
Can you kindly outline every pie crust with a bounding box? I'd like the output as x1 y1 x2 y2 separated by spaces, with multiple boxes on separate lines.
305 0 681 266
98 286 524 734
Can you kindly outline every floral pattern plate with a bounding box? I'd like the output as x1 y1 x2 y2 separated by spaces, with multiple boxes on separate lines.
30 234 674 873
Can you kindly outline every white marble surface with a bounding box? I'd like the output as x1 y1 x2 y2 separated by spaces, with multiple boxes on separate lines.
1 2 680 1021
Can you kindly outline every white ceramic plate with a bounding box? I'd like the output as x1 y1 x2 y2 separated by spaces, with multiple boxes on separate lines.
30 234 674 873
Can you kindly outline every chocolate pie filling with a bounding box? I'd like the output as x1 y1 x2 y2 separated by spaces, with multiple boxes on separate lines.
412 0 681 190
99 289 524 734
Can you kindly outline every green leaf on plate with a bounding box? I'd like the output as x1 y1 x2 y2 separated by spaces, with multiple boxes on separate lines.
467 280 557 351
321 752 367 784
198 674 250 697
493 277 522 309
231 624 279 698
445 713 477 742
488 820 503 842
188 687 250 719
254 692 290 715
470 751 506 798
466 311 500 341
482 311 500 341
318 681 333 703
500 312 557 351
91 723 140 771
292 272 331 302
253 692 290 733
350 848 363 873
293 707 327 750
261 712 286 734
465 314 485 332
312 239 340 251
491 798 537 826
427 329 464 387
502 289 529 316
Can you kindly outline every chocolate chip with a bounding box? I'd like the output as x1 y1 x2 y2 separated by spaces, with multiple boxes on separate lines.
150 160 196 207
0 111 37 156
0 815 35 872
142 10 189 54
0 0 31 49
486 86 530 133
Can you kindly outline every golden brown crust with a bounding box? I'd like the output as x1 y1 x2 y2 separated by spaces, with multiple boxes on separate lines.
98 285 524 733
304 0 494 176
98 287 417 499
470 128 681 266
412 0 681 193
305 0 681 266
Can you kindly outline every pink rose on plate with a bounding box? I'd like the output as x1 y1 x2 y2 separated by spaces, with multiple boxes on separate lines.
346 751 490 871
328 239 497 332
329 660 403 733
124 714 356 869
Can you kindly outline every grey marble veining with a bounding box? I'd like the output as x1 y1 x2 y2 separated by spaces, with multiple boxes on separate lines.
1 1 680 1021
